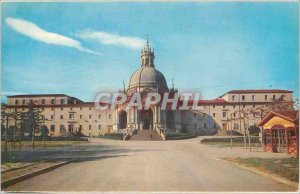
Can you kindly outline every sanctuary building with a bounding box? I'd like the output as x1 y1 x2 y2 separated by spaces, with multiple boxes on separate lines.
2 40 294 139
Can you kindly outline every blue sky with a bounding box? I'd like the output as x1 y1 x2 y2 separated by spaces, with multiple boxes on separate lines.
1 2 299 102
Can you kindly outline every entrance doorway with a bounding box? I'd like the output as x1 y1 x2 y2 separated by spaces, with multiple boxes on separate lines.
118 110 127 129
141 109 153 130
222 123 228 130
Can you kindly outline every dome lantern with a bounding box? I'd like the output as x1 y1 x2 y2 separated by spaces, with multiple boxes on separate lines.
141 35 155 68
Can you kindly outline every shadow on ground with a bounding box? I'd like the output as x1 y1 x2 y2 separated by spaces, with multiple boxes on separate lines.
1 143 158 164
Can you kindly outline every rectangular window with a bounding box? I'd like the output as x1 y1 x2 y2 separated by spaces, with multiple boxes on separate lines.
252 95 255 101
42 99 45 104
243 105 246 108
50 125 55 131
60 115 63 119
265 95 268 100
273 95 276 100
233 113 236 117
22 99 26 105
213 105 215 108
233 105 235 108
99 114 101 119
69 114 74 120
222 112 226 118
89 125 92 130
194 113 196 117
61 99 65 104
61 107 63 110
232 95 235 101
60 125 65 133
223 105 225 108
89 115 92 119
51 107 54 111
253 104 255 108
51 115 54 120
15 100 19 105
242 95 245 101
213 113 216 117
109 114 111 119
51 99 55 104
80 115 82 119
204 123 207 129
80 107 82 110
98 125 101 130
89 107 91 110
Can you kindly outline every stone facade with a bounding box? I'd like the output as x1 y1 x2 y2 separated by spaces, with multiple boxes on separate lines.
2 40 293 137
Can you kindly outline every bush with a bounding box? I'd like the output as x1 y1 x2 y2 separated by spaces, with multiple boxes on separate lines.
2 136 88 142
98 133 123 140
248 125 260 135
201 137 260 144
166 132 196 140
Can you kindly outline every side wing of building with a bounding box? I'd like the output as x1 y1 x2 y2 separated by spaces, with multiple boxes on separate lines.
3 94 114 137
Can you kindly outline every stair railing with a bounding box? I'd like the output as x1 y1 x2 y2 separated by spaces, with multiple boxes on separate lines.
156 125 166 140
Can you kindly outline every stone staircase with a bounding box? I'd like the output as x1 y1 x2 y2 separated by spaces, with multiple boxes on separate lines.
129 130 163 141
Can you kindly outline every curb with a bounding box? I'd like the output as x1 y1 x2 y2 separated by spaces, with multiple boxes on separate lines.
1 159 77 188
216 157 299 189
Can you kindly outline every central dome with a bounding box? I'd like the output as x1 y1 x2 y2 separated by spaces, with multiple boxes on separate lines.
128 66 168 91
127 37 168 92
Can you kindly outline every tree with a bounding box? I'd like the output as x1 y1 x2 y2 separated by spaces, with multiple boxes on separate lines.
19 101 44 148
228 112 237 149
1 111 14 152
40 125 49 148
10 111 21 148
233 108 251 149
252 95 295 120
18 112 28 150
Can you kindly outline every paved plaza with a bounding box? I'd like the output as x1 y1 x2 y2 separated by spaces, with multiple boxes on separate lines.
4 137 297 192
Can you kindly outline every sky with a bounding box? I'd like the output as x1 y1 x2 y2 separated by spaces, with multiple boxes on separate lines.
1 2 299 103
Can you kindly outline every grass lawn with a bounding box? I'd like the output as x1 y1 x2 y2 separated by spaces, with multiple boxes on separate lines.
1 162 32 172
223 157 299 182
201 137 261 147
1 140 87 150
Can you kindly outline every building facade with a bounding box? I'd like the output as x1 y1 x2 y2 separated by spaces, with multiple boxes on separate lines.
2 41 294 137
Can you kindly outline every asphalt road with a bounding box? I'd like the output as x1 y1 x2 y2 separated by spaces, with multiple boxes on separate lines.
4 137 297 192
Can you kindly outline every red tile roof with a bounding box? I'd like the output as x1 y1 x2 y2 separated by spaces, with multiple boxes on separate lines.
198 99 228 104
176 98 229 106
258 110 298 126
272 111 298 121
8 94 68 98
227 89 292 94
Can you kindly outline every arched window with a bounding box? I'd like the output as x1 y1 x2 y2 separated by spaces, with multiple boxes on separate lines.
145 58 150 66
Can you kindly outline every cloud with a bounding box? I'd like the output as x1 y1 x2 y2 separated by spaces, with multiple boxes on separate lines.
5 17 102 55
76 30 145 50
